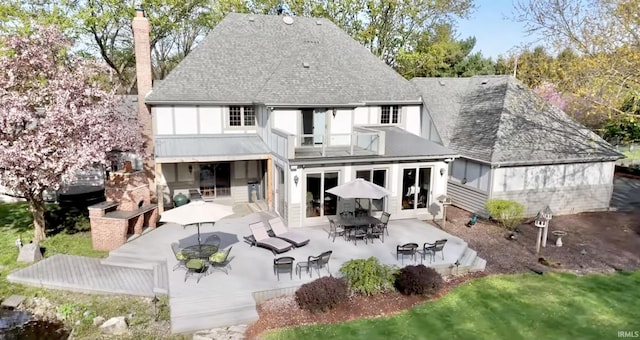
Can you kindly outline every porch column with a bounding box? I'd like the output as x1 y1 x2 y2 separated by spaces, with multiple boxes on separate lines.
155 162 164 214
266 156 273 210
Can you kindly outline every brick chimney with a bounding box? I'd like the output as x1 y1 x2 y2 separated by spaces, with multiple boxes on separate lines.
132 8 156 199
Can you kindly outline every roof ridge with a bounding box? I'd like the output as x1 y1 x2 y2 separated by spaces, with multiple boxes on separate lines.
489 76 515 163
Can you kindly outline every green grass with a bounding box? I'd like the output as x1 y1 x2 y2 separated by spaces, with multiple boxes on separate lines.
622 148 640 160
266 271 640 340
0 202 188 339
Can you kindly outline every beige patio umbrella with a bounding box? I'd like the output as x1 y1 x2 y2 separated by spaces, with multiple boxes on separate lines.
326 178 391 212
160 200 234 242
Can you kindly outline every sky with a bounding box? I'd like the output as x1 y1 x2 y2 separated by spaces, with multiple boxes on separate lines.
456 0 541 59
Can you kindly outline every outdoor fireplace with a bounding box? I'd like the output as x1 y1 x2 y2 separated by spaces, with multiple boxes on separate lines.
88 164 158 251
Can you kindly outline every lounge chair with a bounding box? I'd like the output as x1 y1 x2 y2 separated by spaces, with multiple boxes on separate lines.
246 222 293 255
268 217 310 248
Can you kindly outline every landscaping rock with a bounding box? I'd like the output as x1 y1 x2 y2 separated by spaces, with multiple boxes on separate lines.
1 295 26 308
99 316 128 335
93 316 106 326
193 324 247 340
17 242 43 263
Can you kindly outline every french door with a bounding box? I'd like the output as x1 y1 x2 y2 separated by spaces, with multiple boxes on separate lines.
305 171 339 220
401 167 432 211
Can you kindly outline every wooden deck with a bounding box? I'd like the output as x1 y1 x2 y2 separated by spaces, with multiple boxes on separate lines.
7 254 157 297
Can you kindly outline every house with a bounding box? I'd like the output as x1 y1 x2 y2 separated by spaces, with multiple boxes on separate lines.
411 76 623 216
135 12 458 227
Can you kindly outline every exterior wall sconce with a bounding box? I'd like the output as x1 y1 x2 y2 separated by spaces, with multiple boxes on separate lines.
188 165 193 174
440 168 446 176
332 109 337 118
294 175 299 186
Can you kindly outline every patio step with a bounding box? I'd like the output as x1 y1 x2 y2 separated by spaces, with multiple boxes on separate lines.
152 263 169 296
100 255 159 270
469 256 487 272
170 293 258 334
458 248 478 269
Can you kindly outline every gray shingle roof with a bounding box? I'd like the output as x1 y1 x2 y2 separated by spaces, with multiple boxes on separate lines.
411 75 623 166
146 13 420 106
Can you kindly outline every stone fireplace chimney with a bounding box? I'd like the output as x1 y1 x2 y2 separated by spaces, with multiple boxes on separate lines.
132 8 155 196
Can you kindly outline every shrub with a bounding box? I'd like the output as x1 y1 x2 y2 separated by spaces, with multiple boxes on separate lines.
339 257 397 296
485 199 524 231
394 265 444 296
295 276 348 313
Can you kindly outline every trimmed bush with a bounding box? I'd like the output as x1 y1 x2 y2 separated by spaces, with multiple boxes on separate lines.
485 199 524 231
339 257 398 296
295 276 348 313
394 265 443 296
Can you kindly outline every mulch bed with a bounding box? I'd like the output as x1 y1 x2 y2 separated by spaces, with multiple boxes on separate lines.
246 200 640 339
244 273 486 340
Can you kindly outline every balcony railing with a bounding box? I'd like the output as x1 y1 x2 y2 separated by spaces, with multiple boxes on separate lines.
270 127 385 159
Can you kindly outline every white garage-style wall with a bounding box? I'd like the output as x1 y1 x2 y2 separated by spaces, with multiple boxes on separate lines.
491 161 616 216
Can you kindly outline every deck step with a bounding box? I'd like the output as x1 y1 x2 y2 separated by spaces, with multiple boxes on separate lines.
170 292 258 333
153 263 169 296
101 255 159 270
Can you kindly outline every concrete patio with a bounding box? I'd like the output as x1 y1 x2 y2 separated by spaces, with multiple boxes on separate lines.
102 207 485 334
6 202 485 334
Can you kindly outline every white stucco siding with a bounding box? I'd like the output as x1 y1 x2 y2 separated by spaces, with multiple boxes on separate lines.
154 107 174 135
403 106 421 136
353 107 369 125
199 106 223 134
173 107 198 134
272 109 298 135
329 109 352 145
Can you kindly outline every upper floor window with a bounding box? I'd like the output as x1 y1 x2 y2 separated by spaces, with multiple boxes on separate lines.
229 106 255 127
380 106 399 124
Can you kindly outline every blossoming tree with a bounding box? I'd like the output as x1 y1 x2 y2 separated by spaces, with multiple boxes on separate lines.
0 26 142 241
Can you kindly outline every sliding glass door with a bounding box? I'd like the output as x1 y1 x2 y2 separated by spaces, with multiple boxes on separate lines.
305 171 339 218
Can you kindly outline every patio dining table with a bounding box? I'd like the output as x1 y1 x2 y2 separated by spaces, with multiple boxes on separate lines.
329 215 381 229
181 244 218 260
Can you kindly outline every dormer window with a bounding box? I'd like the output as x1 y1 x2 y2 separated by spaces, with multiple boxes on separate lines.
229 106 255 127
381 105 399 124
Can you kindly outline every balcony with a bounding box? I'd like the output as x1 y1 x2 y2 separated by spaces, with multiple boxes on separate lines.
270 127 385 159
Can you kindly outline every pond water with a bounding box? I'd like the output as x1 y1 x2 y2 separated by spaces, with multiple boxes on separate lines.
0 308 69 340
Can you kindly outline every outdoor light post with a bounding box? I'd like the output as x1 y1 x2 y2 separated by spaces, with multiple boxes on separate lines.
152 295 160 321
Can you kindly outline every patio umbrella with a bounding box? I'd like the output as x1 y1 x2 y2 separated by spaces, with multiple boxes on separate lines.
326 178 392 213
326 178 391 199
160 201 234 242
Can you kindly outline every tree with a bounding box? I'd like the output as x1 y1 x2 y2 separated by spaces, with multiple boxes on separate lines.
0 26 142 241
396 23 494 78
514 0 640 123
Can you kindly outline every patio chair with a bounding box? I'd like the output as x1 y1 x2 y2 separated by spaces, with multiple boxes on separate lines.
347 225 368 245
397 243 419 264
208 246 232 275
423 239 448 263
245 222 293 255
203 234 221 248
368 224 384 243
184 258 208 283
273 256 295 280
296 250 332 278
378 212 391 236
268 217 310 248
171 242 188 271
328 219 345 242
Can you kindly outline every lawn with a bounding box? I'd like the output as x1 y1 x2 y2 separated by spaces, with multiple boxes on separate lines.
266 270 640 340
0 202 187 339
